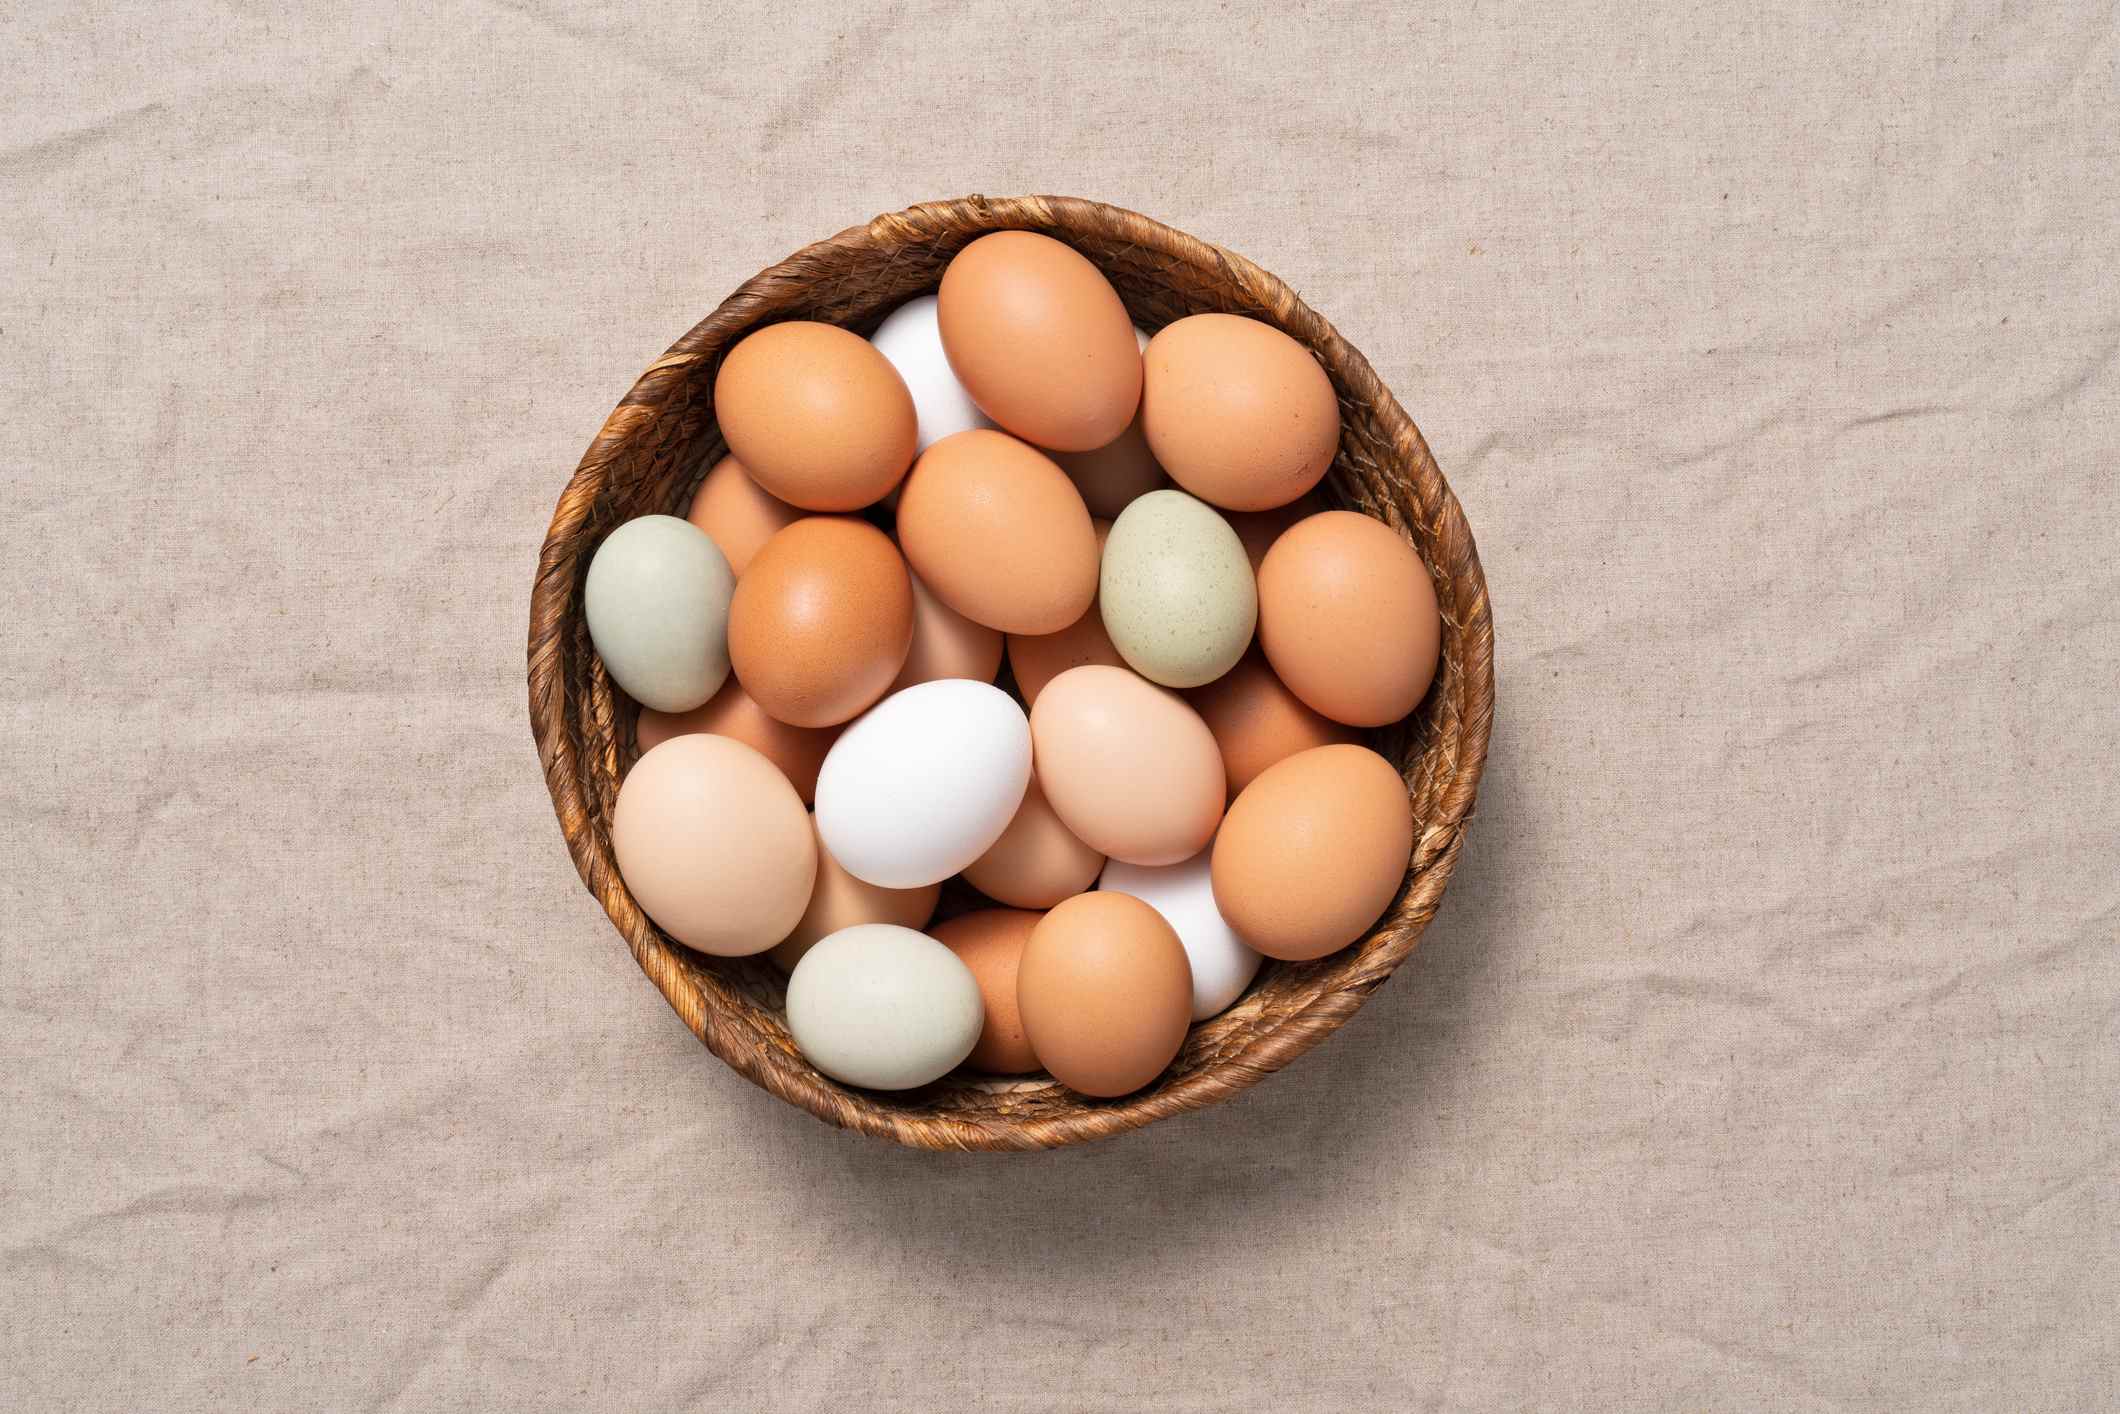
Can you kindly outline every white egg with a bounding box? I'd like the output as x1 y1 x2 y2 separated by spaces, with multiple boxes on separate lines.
584 514 733 712
870 295 995 452
786 924 984 1089
815 679 1031 888
1099 840 1263 1020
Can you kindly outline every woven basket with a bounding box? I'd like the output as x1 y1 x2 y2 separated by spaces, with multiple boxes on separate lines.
529 195 1494 1151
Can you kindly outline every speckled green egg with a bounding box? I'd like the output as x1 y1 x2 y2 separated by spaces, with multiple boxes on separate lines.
1099 489 1257 689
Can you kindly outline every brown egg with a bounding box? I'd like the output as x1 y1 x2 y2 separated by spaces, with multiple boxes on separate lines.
1006 612 1125 707
962 775 1105 908
685 454 801 575
894 429 1099 635
1225 490 1326 573
891 572 1004 693
1017 892 1192 1097
1004 517 1121 703
1256 511 1441 728
1185 647 1358 798
612 735 817 956
1141 314 1340 511
728 517 914 728
768 817 940 971
713 321 917 511
932 909 1042 1074
635 675 839 803
1028 664 1225 867
1052 415 1168 518
937 232 1141 452
1212 743 1412 961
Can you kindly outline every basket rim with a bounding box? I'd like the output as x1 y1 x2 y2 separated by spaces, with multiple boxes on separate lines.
528 194 1496 1151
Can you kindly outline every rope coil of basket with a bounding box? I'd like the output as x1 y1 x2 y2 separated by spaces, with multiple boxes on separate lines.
528 195 1495 1151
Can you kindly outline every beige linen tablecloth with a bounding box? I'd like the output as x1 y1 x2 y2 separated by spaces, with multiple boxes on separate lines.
4 3 2115 1409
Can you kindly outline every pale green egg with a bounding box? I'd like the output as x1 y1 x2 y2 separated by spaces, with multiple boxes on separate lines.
1099 489 1257 689
585 514 734 712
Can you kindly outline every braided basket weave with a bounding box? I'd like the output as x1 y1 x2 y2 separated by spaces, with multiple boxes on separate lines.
529 195 1494 1151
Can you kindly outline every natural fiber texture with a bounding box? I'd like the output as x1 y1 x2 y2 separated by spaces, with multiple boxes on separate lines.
528 195 1494 1150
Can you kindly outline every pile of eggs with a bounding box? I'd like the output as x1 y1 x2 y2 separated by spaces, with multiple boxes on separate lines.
591 231 1442 1099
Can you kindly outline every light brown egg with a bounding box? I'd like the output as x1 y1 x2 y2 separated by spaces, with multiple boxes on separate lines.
685 454 801 575
937 232 1141 452
1028 664 1224 867
768 817 940 972
1225 490 1326 573
1052 409 1169 517
962 775 1105 908
1141 314 1340 511
727 517 914 728
1004 517 1121 703
932 909 1042 1074
891 572 1004 693
1211 743 1413 961
635 675 839 804
611 735 817 956
1185 646 1357 798
1256 510 1441 728
713 321 918 511
894 429 1099 635
1017 892 1192 1097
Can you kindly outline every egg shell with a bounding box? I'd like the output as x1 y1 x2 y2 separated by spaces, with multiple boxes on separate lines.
894 429 1099 635
635 675 839 804
1184 646 1356 798
713 321 917 511
1141 313 1340 511
1210 743 1413 961
685 454 801 576
1099 489 1257 689
937 231 1142 452
1226 490 1326 573
932 909 1042 1074
786 925 984 1090
869 295 996 452
814 679 1032 888
611 734 816 956
769 817 939 971
962 774 1105 909
584 515 735 713
727 517 914 728
891 572 1004 693
1005 518 1123 705
1100 842 1264 1021
1028 664 1224 867
1256 510 1441 727
1017 892 1192 1098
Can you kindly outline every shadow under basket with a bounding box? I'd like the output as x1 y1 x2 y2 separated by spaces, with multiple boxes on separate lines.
528 194 1496 1151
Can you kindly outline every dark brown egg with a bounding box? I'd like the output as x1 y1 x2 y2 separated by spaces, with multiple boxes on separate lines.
727 517 914 727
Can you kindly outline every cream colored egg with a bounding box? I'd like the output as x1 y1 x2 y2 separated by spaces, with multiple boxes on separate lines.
611 734 816 956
